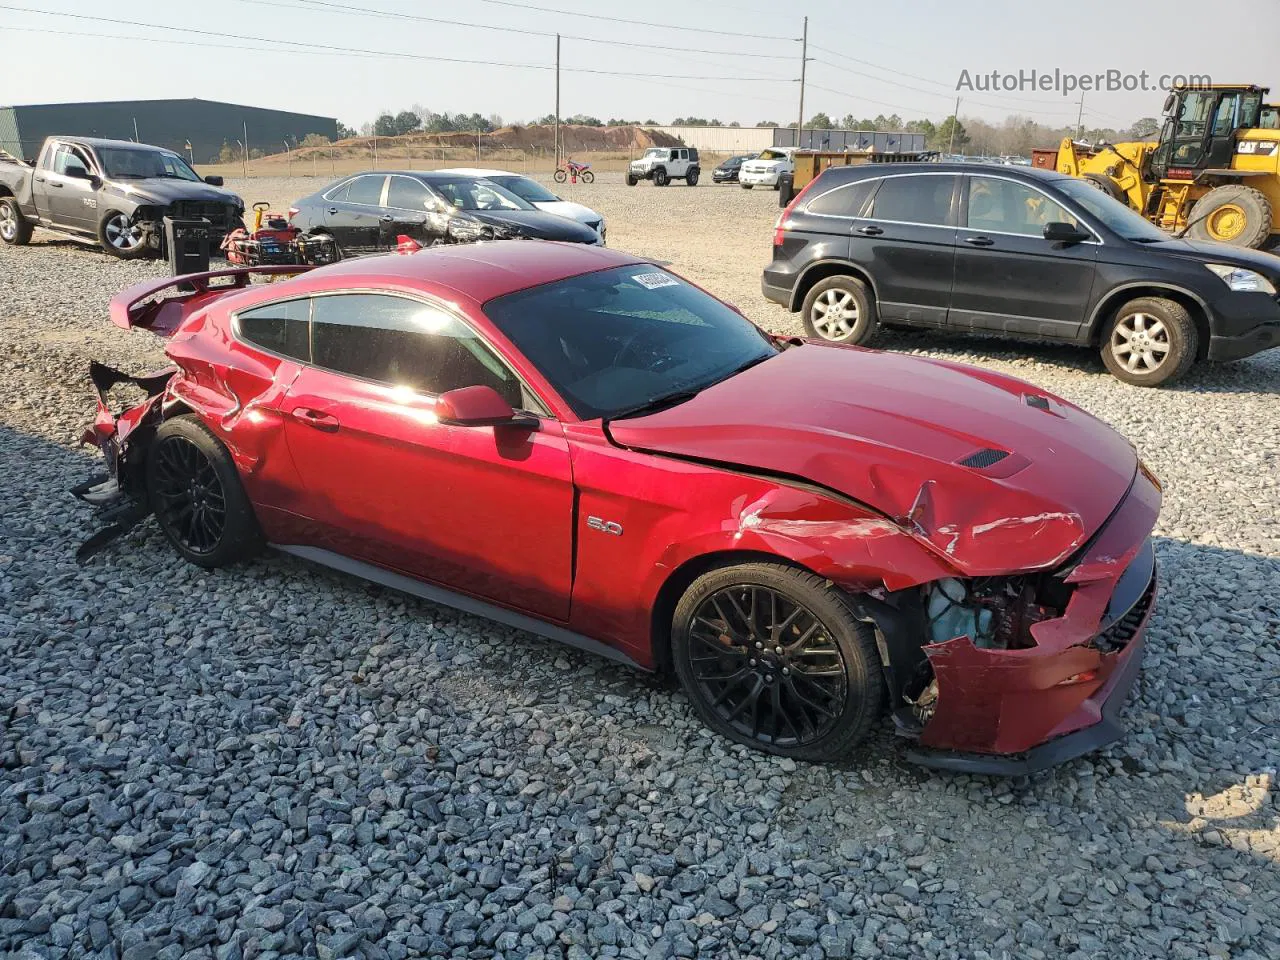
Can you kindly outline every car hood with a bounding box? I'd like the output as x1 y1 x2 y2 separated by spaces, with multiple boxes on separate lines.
104 178 243 206
467 210 600 242
608 343 1138 576
531 199 603 228
1143 237 1280 276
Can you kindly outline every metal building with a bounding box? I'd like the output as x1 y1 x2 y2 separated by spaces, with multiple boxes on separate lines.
774 128 927 152
0 98 336 164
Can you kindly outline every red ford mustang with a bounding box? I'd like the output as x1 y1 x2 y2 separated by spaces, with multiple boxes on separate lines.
75 242 1159 773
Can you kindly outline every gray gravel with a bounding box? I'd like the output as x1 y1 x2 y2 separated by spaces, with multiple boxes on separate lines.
1 177 1278 959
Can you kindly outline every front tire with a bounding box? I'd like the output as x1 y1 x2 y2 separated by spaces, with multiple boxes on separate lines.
626 174 638 187
0 196 33 245
801 275 878 344
553 169 568 184
672 563 884 761
146 415 263 568
1100 296 1197 387
99 211 150 260
741 183 753 190
653 167 669 187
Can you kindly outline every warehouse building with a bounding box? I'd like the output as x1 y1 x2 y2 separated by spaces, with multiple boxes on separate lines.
0 98 337 164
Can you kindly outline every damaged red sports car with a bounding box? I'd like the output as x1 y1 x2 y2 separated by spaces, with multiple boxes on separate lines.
76 242 1159 773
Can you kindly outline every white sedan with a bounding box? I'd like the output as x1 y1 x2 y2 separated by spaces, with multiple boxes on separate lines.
438 168 606 243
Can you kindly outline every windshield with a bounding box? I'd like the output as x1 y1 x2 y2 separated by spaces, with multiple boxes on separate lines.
483 265 778 420
643 148 668 158
488 175 559 204
98 147 202 181
1055 177 1169 241
757 149 788 161
429 178 533 211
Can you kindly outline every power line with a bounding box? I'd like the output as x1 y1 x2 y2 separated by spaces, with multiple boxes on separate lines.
235 0 797 58
459 0 796 41
0 7 793 80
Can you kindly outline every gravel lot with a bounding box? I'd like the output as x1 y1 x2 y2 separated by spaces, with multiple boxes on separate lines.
2 175 1278 960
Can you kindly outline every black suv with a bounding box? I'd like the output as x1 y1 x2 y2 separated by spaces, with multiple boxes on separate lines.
763 163 1280 385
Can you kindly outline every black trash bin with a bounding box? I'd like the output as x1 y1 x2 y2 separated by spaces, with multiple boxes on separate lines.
163 216 212 276
777 173 795 208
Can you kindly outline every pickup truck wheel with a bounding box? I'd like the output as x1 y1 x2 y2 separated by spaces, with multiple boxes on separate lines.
801 275 879 345
99 211 149 259
672 562 885 761
146 415 263 568
0 197 32 245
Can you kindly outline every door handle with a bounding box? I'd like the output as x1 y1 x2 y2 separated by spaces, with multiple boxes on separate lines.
328 207 339 215
964 235 995 247
380 215 395 222
856 225 883 236
34 176 45 183
47 181 63 188
291 407 340 432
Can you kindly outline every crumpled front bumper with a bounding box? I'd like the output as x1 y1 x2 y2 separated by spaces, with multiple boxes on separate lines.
905 466 1161 773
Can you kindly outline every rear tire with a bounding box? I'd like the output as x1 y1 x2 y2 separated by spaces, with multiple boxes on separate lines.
1100 296 1197 387
801 275 879 345
146 415 263 568
686 167 699 186
0 196 33 245
1186 184 1273 249
671 562 885 761
580 170 595 184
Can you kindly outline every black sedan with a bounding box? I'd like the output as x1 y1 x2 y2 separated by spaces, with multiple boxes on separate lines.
712 155 757 183
289 171 602 254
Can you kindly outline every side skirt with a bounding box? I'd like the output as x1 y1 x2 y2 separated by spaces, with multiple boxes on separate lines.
272 544 645 670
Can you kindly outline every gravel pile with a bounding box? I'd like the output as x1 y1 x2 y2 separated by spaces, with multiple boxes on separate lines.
1 177 1277 959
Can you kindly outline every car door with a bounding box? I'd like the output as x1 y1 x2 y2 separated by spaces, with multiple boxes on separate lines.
279 292 575 622
950 174 1099 340
43 142 99 231
787 176 879 269
323 174 386 252
382 175 438 248
857 173 959 326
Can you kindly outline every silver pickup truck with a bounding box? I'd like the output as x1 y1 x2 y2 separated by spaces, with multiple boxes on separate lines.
0 136 244 259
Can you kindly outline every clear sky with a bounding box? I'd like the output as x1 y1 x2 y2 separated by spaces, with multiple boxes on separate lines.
2 0 1276 132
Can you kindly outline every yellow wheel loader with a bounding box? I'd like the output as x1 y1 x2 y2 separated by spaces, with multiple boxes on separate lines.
1049 85 1280 249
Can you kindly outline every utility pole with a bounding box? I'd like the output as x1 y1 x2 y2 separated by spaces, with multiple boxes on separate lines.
796 17 808 150
477 127 482 162
1075 93 1086 140
554 34 561 169
947 96 961 155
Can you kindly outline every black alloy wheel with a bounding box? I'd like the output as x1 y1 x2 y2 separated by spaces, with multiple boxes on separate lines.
151 434 228 556
687 585 847 745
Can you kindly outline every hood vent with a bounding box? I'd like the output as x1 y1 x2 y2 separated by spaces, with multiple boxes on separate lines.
1025 395 1051 411
957 448 1010 469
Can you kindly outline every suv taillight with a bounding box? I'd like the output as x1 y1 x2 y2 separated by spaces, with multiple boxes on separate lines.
773 179 819 246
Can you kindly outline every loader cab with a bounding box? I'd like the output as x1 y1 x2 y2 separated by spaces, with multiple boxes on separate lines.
1149 85 1267 180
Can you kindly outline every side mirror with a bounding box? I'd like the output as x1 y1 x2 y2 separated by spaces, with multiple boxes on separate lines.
435 385 535 428
1043 221 1091 244
204 175 224 186
1162 93 1175 115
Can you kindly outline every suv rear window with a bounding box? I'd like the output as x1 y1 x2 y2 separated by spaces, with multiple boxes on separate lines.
867 175 957 226
806 179 875 218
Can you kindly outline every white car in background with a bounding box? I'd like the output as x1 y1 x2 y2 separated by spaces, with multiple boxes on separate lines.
739 148 796 189
438 168 607 243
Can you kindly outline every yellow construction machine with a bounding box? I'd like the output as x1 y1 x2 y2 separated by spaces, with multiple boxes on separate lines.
1048 84 1280 249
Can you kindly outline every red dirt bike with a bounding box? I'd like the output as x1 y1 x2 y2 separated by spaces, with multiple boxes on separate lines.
553 159 594 184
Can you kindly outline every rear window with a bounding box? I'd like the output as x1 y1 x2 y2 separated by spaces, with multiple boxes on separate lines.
236 298 311 361
867 175 957 226
806 179 875 218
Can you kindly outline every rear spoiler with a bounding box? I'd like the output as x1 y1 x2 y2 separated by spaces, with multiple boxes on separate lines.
109 265 314 336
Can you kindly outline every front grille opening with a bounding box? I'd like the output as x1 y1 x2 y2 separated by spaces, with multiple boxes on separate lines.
957 448 1010 469
1092 575 1155 654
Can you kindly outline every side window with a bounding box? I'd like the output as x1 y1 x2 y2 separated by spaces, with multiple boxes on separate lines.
1211 95 1239 136
387 176 432 210
311 294 524 407
967 177 1079 236
326 180 351 202
237 298 311 361
805 179 874 217
346 175 386 206
867 175 957 226
53 145 91 177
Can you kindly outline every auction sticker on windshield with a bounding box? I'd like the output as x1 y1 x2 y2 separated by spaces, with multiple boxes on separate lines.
633 272 680 290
